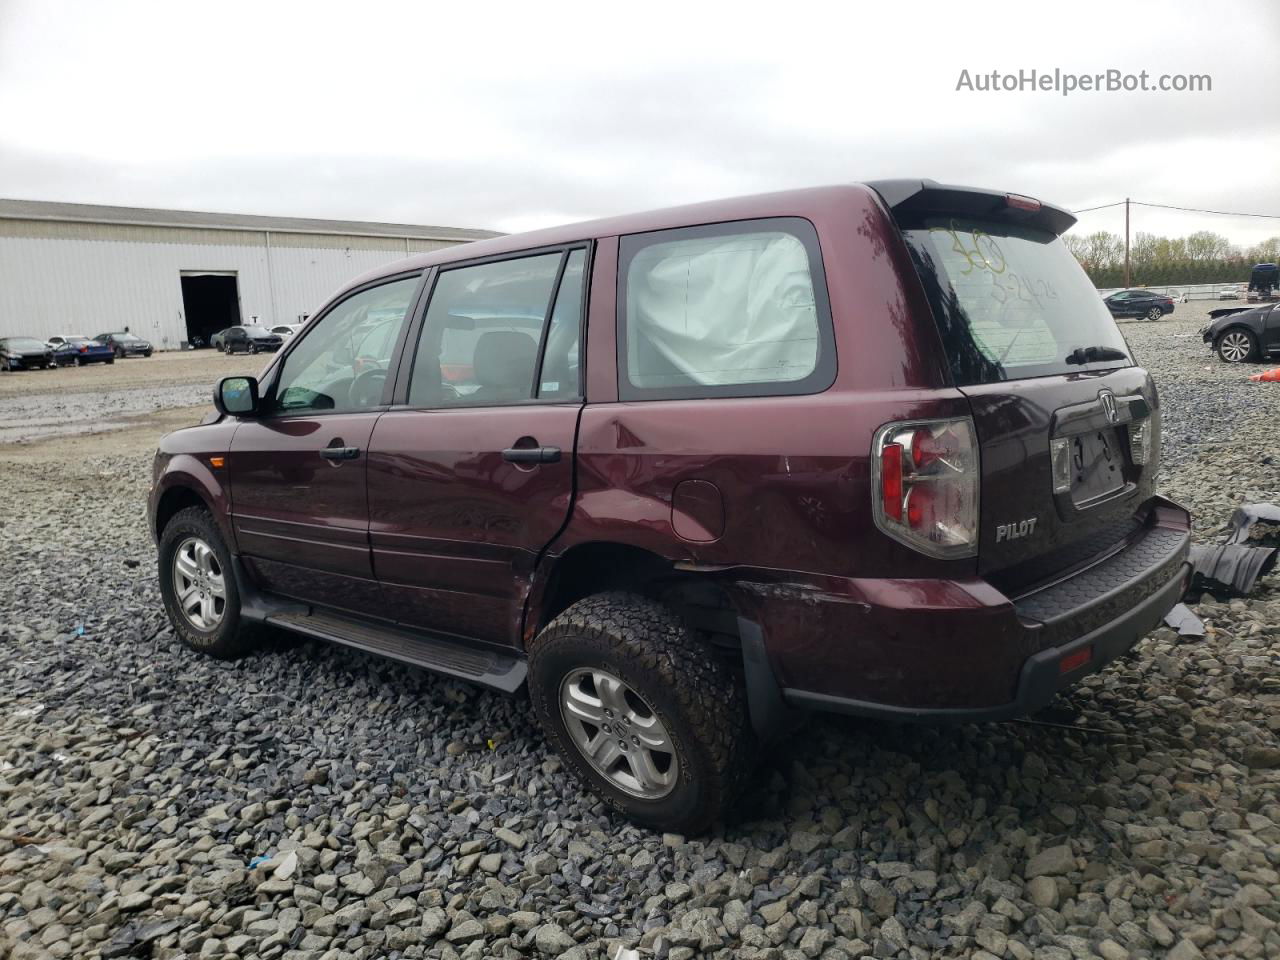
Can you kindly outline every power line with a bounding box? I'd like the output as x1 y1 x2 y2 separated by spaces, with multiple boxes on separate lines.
1072 199 1280 219
1133 200 1280 220
1071 201 1126 214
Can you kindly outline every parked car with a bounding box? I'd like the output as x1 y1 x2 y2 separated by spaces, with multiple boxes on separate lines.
52 337 115 366
1102 289 1175 320
1217 286 1240 300
1201 302 1280 363
0 337 55 370
271 324 303 339
1247 263 1278 301
222 325 284 354
95 332 153 358
150 182 1190 832
46 334 89 348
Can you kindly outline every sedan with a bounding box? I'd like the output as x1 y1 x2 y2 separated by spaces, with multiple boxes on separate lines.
95 332 154 358
0 337 55 371
1202 303 1280 363
46 334 90 348
223 325 284 354
1103 290 1175 321
52 337 115 366
1218 287 1241 300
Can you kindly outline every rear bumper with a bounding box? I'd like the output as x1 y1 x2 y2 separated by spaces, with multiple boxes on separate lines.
784 553 1188 722
738 497 1191 728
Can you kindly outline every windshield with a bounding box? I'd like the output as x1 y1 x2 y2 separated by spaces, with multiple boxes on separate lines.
113 332 141 341
9 338 48 350
903 217 1132 385
244 327 273 338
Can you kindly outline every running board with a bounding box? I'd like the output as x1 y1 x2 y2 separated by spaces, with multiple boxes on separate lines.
265 609 527 694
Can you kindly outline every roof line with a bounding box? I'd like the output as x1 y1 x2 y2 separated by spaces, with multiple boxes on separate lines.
0 197 502 243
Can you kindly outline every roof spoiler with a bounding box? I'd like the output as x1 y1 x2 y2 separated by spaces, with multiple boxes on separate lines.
867 179 1077 236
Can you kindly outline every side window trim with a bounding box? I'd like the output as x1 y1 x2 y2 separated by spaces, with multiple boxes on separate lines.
530 250 572 399
392 242 592 410
262 269 426 418
616 217 836 402
534 243 592 401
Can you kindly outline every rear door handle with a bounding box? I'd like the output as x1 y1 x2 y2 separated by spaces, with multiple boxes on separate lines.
320 446 360 461
502 445 561 464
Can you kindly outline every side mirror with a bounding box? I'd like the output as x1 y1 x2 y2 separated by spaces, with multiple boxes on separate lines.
214 376 260 417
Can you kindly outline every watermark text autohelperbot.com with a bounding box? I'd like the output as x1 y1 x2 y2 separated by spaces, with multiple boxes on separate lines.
955 68 1211 96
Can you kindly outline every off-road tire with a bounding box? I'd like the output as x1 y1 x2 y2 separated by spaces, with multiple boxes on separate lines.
1216 328 1258 364
157 506 258 660
527 592 753 833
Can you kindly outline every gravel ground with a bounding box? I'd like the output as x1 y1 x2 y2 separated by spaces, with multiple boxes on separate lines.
0 352 264 444
1 306 1278 960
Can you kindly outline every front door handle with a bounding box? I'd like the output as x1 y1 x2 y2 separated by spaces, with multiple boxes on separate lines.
320 445 360 461
502 445 561 464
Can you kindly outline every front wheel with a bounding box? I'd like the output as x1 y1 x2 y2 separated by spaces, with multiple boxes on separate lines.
1217 328 1258 363
527 592 753 834
158 506 257 659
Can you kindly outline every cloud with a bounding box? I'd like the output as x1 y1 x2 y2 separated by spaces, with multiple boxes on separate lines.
0 0 1277 244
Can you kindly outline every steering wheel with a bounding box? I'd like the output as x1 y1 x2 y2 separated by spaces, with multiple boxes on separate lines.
348 367 387 408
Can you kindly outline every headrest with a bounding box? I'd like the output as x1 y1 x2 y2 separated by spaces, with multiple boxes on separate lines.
473 330 537 391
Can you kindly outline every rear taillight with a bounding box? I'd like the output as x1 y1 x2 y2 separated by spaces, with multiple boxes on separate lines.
873 417 980 559
1128 421 1151 465
79 346 87 353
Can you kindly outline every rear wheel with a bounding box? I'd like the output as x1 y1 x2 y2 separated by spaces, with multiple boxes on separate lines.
527 592 753 834
1145 306 1163 321
158 506 257 659
1217 328 1258 363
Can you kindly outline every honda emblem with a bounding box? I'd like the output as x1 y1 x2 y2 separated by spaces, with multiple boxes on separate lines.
1098 389 1120 424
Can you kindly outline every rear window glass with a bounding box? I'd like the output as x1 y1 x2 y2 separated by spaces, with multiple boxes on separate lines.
904 218 1132 385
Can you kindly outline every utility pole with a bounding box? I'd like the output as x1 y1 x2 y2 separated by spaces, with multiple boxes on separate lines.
1124 198 1131 287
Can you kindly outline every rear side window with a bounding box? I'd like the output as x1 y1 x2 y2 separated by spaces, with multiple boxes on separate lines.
902 218 1133 384
618 218 835 400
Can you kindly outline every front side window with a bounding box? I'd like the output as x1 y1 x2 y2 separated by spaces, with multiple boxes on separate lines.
408 251 584 408
274 274 420 414
618 219 834 400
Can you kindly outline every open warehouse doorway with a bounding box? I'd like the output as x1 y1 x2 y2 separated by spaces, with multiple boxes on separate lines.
180 271 241 346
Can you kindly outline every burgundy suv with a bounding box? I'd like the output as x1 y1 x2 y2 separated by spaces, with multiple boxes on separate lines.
149 182 1191 832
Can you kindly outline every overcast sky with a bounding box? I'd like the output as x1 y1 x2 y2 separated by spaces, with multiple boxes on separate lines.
2 0 1278 246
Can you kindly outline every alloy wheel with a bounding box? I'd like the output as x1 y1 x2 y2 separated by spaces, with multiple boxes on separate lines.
559 667 678 799
1146 307 1162 321
172 536 227 630
1219 331 1252 363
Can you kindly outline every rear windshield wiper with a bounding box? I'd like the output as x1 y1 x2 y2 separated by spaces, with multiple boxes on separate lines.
1065 345 1128 365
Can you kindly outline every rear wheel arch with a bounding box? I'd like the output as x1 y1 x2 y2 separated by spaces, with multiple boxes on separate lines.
530 542 746 651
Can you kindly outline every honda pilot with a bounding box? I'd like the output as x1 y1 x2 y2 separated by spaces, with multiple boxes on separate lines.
149 181 1191 832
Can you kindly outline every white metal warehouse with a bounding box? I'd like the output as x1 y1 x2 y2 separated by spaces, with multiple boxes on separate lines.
0 199 499 349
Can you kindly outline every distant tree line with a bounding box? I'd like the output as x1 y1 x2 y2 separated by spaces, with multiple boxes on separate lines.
1063 230 1280 288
